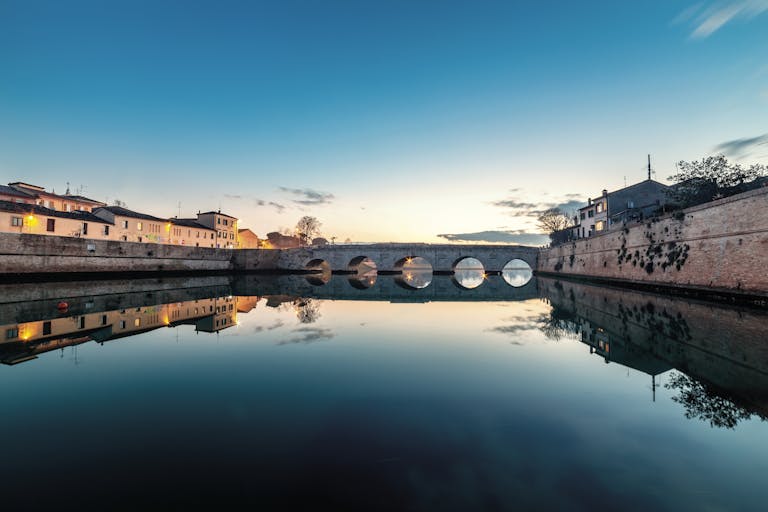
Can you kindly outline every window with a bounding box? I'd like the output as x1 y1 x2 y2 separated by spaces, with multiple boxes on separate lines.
579 212 585 220
230 233 234 240
6 328 18 339
122 220 128 229
120 320 126 329
65 204 72 212
596 202 604 213
79 317 86 329
104 225 110 236
134 318 141 327
596 220 605 231
46 219 55 232
101 315 108 325
210 233 214 239
121 235 128 241
627 200 634 208
82 222 88 235
223 219 228 226
217 218 221 224
196 231 200 238
587 210 594 218
137 222 143 231
218 232 221 238
11 216 22 227
43 321 52 335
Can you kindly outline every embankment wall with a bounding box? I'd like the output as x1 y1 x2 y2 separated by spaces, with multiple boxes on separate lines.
538 187 768 298
0 232 233 275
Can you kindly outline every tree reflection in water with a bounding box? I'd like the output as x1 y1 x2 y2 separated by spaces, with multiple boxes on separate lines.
538 305 580 342
293 298 321 324
665 372 766 429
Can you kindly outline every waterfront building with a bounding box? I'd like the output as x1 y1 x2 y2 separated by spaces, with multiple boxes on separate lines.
196 210 238 249
93 206 167 243
237 228 259 249
572 179 670 239
7 182 106 212
0 200 114 239
169 218 217 247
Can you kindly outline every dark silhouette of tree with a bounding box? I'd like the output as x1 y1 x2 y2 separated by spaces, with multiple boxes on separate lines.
665 372 763 429
296 216 321 246
537 208 573 243
668 155 766 208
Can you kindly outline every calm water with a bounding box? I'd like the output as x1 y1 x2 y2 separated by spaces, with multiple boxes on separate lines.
1 273 767 510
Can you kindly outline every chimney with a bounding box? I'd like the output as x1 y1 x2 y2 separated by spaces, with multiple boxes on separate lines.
602 189 608 197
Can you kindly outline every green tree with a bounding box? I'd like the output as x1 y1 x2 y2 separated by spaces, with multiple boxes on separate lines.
668 155 766 208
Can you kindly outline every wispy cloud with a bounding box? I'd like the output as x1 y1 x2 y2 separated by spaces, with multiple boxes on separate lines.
222 194 287 213
436 230 549 245
490 189 586 218
279 187 335 206
676 1 768 39
714 133 768 157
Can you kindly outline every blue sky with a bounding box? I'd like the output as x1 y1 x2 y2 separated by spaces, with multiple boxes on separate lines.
1 0 766 243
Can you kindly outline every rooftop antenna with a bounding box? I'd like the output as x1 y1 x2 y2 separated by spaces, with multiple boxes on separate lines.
647 154 652 181
65 181 71 195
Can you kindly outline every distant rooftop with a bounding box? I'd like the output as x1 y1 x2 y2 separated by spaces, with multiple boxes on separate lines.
0 200 113 223
0 185 35 198
8 182 46 192
171 218 212 229
62 194 106 205
198 210 237 219
94 206 166 222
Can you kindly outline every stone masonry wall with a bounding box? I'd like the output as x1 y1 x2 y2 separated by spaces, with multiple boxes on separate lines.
0 232 233 274
538 187 768 296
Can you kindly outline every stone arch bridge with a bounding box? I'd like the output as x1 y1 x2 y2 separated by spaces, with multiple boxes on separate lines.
273 243 539 274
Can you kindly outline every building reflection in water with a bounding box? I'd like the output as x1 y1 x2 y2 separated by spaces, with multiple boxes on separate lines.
0 293 249 365
537 276 768 428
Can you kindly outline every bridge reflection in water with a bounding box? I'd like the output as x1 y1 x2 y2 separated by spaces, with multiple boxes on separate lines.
1 273 767 428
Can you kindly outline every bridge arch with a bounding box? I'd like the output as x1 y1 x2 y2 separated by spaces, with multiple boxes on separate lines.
347 255 378 273
501 258 533 287
394 255 433 272
451 256 485 289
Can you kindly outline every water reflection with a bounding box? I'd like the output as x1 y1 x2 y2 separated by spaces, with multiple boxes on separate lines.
2 274 768 509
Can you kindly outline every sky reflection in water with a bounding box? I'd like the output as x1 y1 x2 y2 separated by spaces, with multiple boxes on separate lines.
0 274 767 510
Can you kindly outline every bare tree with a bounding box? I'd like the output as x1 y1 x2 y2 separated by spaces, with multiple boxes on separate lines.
296 216 321 245
537 208 572 234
